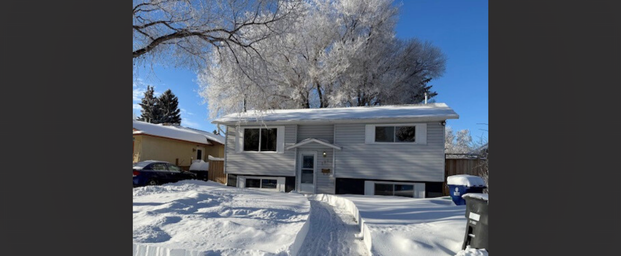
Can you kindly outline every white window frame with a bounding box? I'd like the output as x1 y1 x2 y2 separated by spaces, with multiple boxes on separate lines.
365 123 427 145
364 180 426 198
237 176 286 192
235 126 285 153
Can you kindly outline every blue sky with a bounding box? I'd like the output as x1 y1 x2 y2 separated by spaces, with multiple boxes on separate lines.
133 0 488 140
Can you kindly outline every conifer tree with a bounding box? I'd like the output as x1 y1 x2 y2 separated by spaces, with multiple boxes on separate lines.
157 89 182 124
137 86 160 123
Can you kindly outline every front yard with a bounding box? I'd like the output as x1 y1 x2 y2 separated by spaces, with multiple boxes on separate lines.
133 180 471 256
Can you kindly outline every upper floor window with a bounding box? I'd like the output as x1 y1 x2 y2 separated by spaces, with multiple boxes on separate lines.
365 123 427 144
237 126 284 153
375 126 416 142
244 128 277 152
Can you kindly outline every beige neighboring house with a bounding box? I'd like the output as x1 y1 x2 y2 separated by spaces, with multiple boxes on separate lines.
133 120 225 169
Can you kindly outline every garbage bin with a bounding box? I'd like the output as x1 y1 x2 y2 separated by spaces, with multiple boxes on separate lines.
461 193 489 251
189 160 210 181
447 175 487 205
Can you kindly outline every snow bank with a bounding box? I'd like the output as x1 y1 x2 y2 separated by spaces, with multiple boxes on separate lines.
133 180 310 256
454 246 488 256
309 194 373 255
343 195 467 256
447 175 486 187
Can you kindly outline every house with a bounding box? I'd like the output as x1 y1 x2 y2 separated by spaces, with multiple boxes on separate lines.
133 120 225 169
212 103 459 198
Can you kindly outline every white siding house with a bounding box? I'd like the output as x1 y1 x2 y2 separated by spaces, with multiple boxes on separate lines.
213 103 458 198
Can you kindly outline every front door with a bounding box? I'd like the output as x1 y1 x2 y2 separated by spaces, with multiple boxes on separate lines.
298 152 316 194
196 147 205 161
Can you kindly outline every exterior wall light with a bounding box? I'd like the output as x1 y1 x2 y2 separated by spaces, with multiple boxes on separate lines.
322 151 327 157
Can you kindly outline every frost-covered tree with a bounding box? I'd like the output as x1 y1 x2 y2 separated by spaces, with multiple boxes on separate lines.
198 0 446 119
445 126 474 154
157 89 182 124
138 86 161 123
133 0 303 69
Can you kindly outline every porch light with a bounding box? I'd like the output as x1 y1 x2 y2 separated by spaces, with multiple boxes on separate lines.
322 151 327 157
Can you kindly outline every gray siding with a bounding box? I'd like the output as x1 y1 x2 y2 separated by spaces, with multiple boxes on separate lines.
225 125 297 176
334 122 445 182
295 125 336 193
297 124 334 144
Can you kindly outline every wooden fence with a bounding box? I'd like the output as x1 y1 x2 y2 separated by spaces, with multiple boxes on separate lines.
443 158 487 196
207 159 226 184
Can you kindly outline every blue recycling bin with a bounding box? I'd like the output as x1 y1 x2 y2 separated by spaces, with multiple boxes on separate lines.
447 175 487 205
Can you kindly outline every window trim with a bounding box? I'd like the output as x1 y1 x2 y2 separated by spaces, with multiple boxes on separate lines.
364 180 426 198
365 123 427 145
236 126 285 154
236 176 286 192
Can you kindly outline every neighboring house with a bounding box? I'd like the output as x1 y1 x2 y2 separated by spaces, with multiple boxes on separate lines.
133 120 225 169
212 103 459 198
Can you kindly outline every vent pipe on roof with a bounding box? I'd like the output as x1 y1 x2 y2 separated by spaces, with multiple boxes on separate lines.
424 92 428 104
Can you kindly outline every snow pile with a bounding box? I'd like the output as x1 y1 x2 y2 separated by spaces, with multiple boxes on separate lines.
188 160 209 171
133 180 310 256
454 246 488 256
343 195 467 256
447 175 487 187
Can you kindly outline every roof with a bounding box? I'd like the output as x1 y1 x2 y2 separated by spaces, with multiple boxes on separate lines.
213 103 458 125
286 138 342 150
132 120 225 145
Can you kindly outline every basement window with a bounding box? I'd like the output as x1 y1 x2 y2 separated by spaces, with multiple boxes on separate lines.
237 176 285 191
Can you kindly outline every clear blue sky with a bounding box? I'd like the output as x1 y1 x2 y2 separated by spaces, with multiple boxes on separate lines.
133 0 488 140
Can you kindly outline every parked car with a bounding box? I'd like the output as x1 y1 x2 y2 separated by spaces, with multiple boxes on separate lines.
133 160 197 187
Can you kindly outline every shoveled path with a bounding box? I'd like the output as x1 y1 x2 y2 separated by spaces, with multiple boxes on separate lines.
296 198 369 256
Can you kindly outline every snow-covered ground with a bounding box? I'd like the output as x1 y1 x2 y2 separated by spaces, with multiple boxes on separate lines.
133 180 310 256
343 195 468 256
134 181 477 256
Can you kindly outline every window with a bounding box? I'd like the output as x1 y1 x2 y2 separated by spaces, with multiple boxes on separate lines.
246 178 261 188
148 163 168 171
365 180 426 198
243 128 278 152
167 164 181 172
237 176 284 191
365 123 427 144
373 183 415 198
261 179 277 189
374 126 415 142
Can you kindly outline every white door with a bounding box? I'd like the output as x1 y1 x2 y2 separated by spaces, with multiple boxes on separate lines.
195 147 205 161
298 151 316 194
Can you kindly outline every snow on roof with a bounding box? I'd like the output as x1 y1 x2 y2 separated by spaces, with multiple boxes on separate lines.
447 175 487 187
132 120 225 145
181 126 226 145
462 193 489 202
213 103 458 124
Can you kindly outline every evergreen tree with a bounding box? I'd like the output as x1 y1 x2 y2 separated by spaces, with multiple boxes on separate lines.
157 89 182 124
137 86 161 123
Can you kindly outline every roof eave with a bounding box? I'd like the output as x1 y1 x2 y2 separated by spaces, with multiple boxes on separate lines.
213 114 459 126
